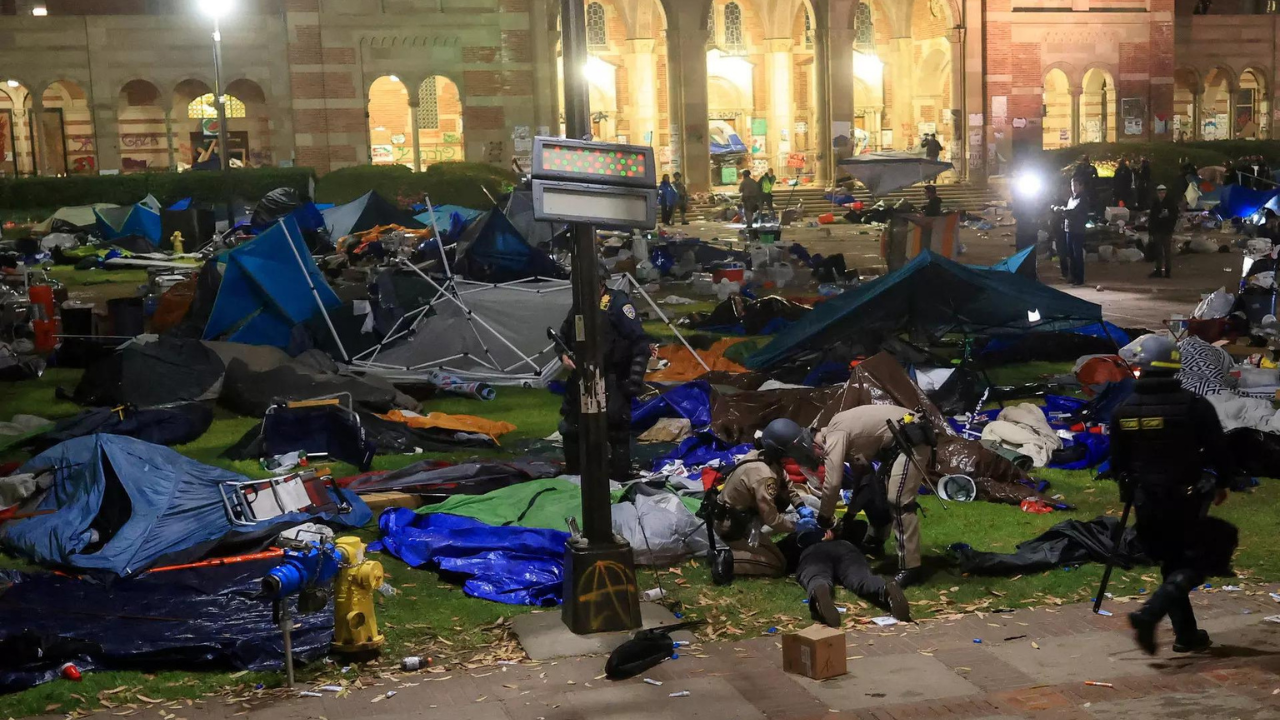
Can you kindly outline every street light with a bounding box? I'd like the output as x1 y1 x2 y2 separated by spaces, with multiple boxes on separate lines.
199 0 235 230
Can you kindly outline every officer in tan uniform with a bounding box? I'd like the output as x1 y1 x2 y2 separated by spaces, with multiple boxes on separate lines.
813 405 931 588
710 419 818 578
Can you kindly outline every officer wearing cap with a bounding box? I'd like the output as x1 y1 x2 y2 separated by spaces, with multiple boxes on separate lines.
557 260 654 482
812 405 932 588
708 419 815 578
1112 335 1237 655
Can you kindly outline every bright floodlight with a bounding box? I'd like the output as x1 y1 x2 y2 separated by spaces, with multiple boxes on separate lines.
1014 170 1044 200
198 0 234 19
388 75 400 83
31 5 48 15
5 80 18 88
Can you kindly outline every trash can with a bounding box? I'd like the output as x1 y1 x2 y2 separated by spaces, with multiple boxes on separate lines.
107 297 145 338
1240 287 1278 327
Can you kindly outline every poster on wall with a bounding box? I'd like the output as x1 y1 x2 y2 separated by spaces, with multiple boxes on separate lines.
991 97 1007 122
795 121 808 134
1124 118 1142 135
918 122 937 135
751 158 769 176
832 121 852 147
968 113 983 127
881 129 893 147
1172 115 1183 137
371 145 394 164
1216 113 1230 139
1059 129 1070 141
751 118 768 136
786 152 806 169
1202 118 1219 140
1085 119 1102 143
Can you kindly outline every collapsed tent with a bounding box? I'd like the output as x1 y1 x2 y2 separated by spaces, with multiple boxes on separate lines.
342 459 561 497
503 190 567 249
358 275 573 386
69 337 225 408
452 209 565 283
838 153 953 196
0 560 333 693
322 191 425 240
33 204 120 234
29 404 214 451
2 435 370 577
748 251 1103 370
416 204 483 232
95 203 162 246
203 218 342 351
374 509 568 606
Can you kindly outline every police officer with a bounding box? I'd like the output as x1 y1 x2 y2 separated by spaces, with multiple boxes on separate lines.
709 419 817 578
813 405 932 588
1112 335 1238 655
557 262 653 482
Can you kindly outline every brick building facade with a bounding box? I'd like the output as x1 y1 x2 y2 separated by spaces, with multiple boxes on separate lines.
0 0 1274 190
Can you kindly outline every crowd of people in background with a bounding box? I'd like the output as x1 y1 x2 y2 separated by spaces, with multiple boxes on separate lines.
1222 155 1275 190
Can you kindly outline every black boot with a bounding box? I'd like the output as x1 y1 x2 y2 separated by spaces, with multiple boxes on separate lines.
893 567 923 589
809 582 842 628
881 580 912 622
1172 629 1212 653
1128 610 1159 655
711 548 735 586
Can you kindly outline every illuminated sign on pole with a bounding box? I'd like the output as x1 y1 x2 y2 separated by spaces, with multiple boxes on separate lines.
531 137 658 230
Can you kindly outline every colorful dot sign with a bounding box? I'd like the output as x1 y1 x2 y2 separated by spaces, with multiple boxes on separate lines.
542 144 646 179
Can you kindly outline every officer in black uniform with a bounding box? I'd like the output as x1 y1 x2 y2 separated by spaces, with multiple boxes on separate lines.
1111 335 1238 655
557 262 653 482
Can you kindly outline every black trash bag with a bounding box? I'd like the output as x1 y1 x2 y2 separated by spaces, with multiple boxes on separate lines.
951 516 1147 576
604 621 705 681
251 188 303 230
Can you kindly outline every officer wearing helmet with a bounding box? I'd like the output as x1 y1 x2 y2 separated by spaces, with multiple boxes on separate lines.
1112 334 1237 655
557 259 654 482
812 405 933 588
709 418 815 577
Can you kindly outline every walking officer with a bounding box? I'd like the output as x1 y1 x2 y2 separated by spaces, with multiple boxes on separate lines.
1112 335 1238 655
812 405 934 588
706 419 820 579
557 261 654 482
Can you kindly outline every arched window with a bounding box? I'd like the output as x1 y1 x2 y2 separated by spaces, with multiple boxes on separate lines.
803 8 813 47
187 92 245 119
854 2 874 49
586 2 607 48
724 2 744 48
706 3 716 40
418 77 439 130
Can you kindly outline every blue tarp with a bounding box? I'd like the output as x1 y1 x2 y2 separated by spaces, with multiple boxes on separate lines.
415 204 482 229
322 191 425 239
978 246 1035 274
204 217 340 348
168 198 193 211
631 381 713 432
651 432 753 472
453 209 564 282
94 203 162 245
373 509 567 606
1216 184 1279 219
2 435 370 577
746 250 1103 369
711 133 748 156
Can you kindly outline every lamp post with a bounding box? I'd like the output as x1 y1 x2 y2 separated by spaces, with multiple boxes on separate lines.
199 0 235 229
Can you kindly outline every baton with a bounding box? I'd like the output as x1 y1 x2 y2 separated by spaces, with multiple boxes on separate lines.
885 420 948 510
1093 497 1134 614
547 327 575 365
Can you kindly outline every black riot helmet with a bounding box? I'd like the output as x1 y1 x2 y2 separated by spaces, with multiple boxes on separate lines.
759 418 820 469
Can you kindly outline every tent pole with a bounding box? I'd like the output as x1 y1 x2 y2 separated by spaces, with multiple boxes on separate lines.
624 272 710 372
422 194 456 282
280 221 350 363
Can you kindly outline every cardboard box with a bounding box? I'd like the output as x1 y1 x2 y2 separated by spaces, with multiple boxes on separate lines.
782 624 847 680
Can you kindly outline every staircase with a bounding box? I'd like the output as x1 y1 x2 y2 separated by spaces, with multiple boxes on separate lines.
687 182 1004 220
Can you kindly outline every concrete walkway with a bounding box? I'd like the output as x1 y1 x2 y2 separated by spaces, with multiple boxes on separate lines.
78 589 1280 720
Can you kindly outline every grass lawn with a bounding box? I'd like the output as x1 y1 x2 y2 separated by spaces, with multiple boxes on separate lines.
1 322 1276 717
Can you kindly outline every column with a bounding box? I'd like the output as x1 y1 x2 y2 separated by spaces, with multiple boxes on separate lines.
962 0 985 185
1192 89 1201 140
889 37 914 151
764 38 794 171
1227 84 1238 139
164 109 176 170
949 33 965 177
530 1 560 133
408 99 422 171
30 97 44 176
829 27 854 169
1070 88 1082 146
665 29 685 172
666 4 710 192
624 38 658 147
813 25 832 183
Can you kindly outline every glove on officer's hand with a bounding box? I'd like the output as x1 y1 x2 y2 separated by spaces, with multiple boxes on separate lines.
797 506 817 520
795 517 820 536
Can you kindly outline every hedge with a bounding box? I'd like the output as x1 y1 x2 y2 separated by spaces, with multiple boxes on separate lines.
313 163 518 210
1043 140 1280 188
0 167 315 210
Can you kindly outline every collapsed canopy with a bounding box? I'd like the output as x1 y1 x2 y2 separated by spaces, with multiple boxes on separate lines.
838 152 954 196
747 250 1102 369
322 191 425 240
204 218 340 349
453 209 565 283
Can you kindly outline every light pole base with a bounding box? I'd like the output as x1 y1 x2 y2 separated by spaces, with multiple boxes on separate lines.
561 537 642 635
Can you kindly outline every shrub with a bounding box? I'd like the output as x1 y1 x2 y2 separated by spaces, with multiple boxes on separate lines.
0 167 315 210
314 162 517 210
1043 140 1280 188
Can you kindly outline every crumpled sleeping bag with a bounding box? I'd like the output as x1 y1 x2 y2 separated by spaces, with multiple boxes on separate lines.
0 560 332 693
30 404 214 452
3 435 370 577
342 459 560 496
379 409 515 442
373 509 568 606
952 516 1147 575
613 487 709 565
418 477 582 531
979 403 1062 468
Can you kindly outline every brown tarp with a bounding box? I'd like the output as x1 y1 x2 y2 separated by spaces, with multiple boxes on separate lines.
709 352 1043 505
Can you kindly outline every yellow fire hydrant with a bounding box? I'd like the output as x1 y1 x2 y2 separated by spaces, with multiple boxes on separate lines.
332 536 386 656
170 231 184 255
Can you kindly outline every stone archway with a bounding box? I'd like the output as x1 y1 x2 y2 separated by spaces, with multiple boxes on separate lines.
39 79 96 175
416 75 465 168
1042 67 1074 149
118 79 168 173
0 79 35 176
226 79 272 167
1081 66 1117 143
1238 68 1269 139
1202 67 1235 141
1172 67 1201 141
367 75 413 168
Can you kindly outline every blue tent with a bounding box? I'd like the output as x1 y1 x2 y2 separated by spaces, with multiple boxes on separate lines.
2 434 370 577
168 198 194 211
204 217 340 348
1216 184 1278 219
414 204 482 229
746 250 1103 369
453 209 565 282
94 203 162 245
322 191 425 240
980 246 1036 275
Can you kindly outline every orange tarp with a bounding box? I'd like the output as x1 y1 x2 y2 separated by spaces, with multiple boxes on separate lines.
646 338 751 383
379 409 517 442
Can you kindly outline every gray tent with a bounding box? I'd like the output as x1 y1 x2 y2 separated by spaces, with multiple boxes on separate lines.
357 271 573 387
839 152 954 196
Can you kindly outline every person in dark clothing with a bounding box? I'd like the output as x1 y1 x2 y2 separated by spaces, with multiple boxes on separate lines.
1072 154 1099 183
738 170 763 228
921 134 943 162
1113 158 1134 209
796 519 912 627
1134 157 1152 210
672 172 690 225
1112 335 1237 656
557 264 654 482
1055 177 1090 286
1222 160 1237 187
1147 185 1177 279
658 174 678 226
922 185 943 217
